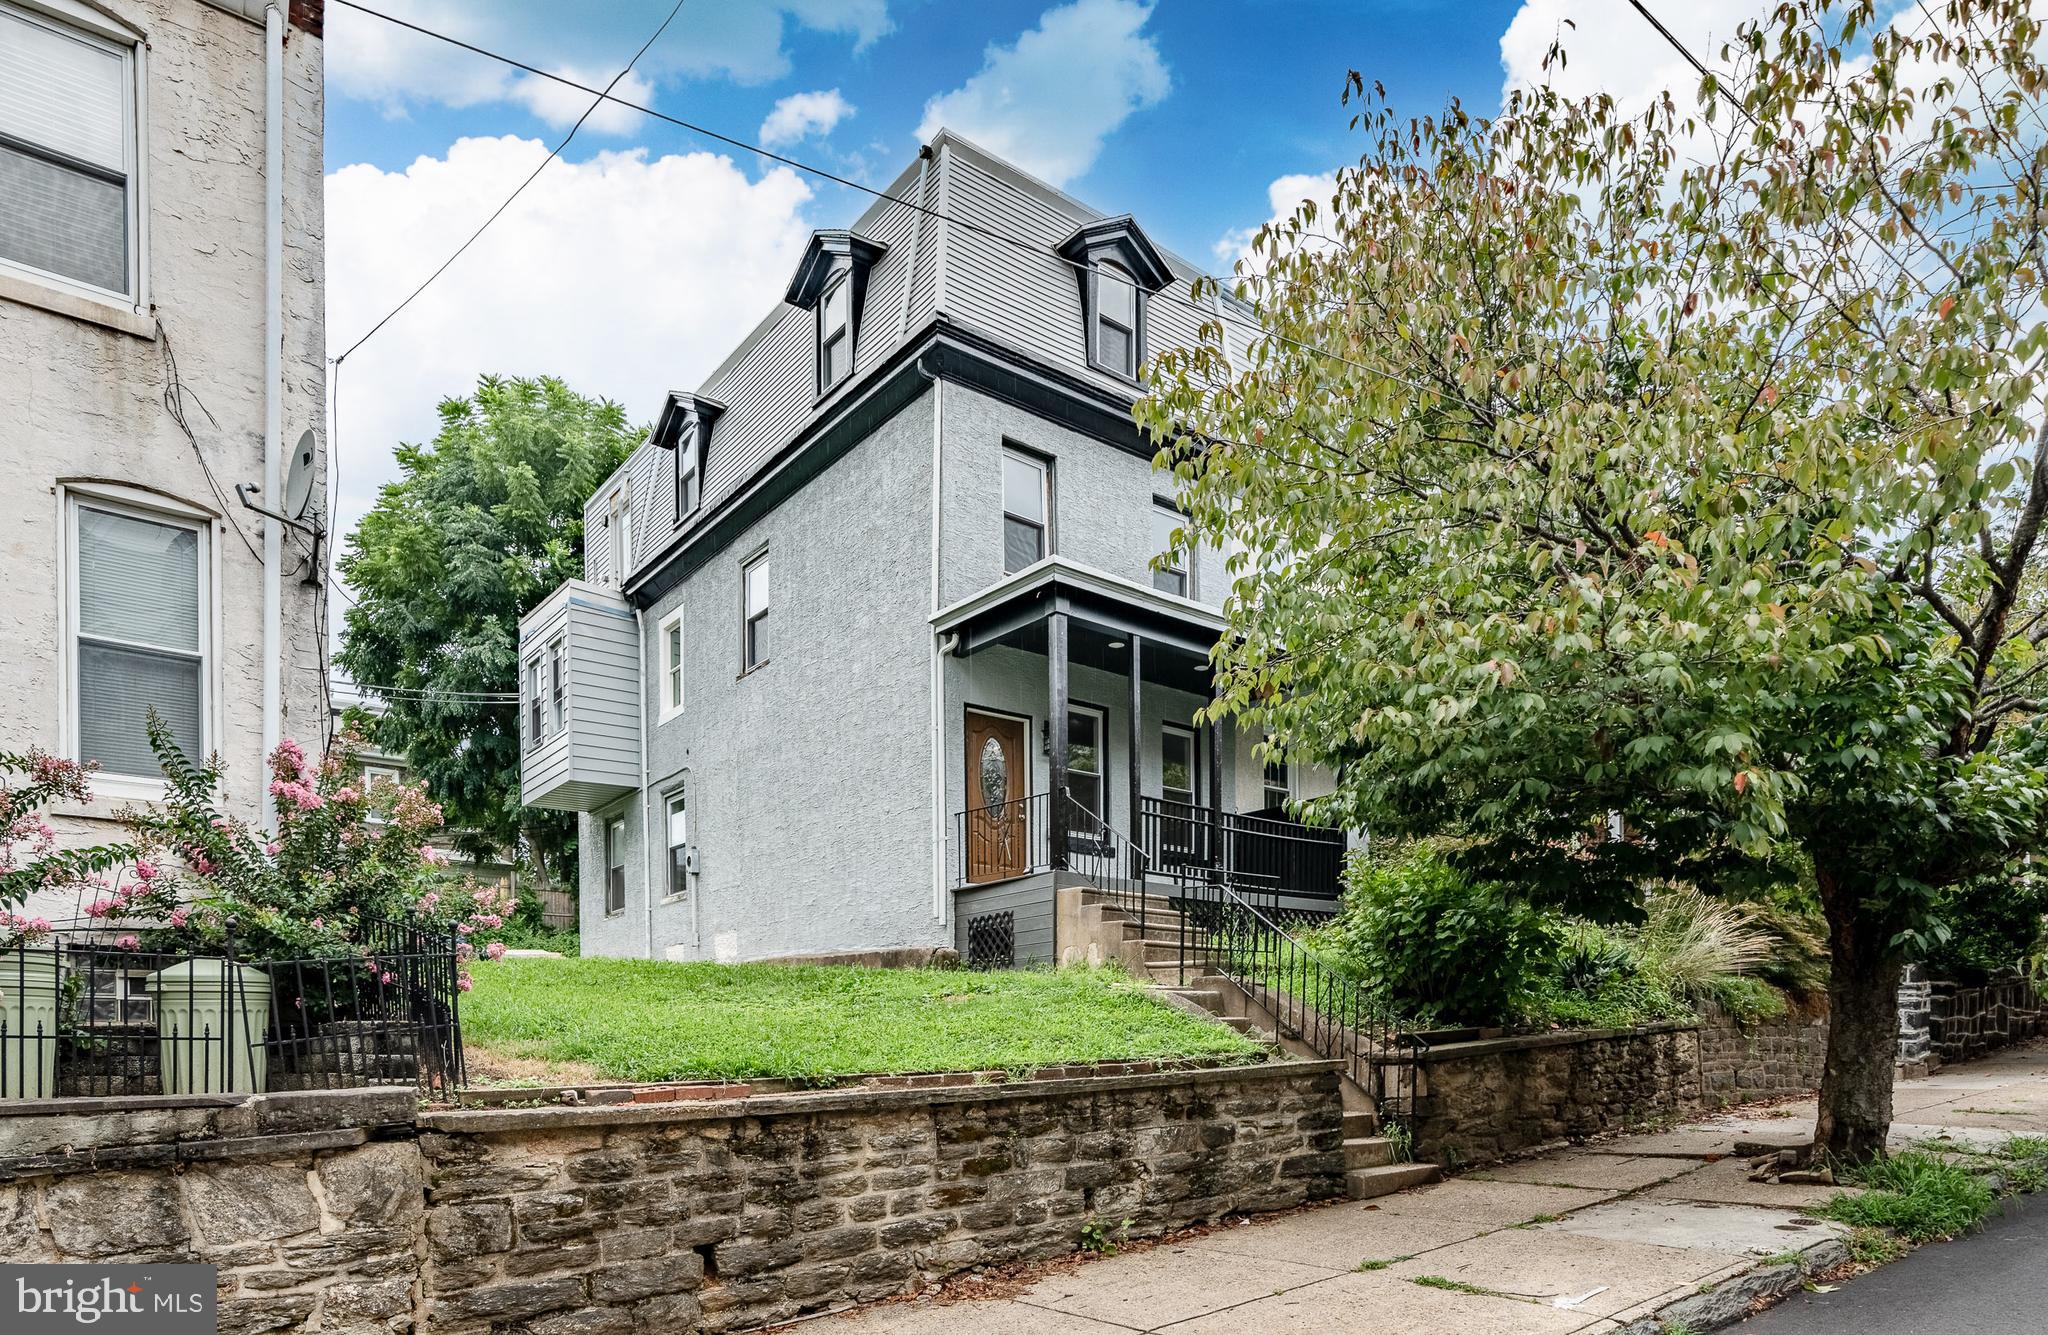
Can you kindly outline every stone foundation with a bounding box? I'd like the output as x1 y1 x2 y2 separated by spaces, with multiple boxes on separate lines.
0 1061 1344 1333
1391 1009 1828 1168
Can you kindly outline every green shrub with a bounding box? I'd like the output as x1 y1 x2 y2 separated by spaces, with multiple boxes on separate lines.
1921 863 2048 984
1633 888 1773 1000
1321 846 1555 1026
1818 1151 1996 1241
1708 974 1790 1024
1737 899 1831 995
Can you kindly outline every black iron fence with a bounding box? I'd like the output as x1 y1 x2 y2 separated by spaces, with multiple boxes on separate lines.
1138 796 1347 901
1167 864 1414 1121
0 915 465 1100
956 791 1054 884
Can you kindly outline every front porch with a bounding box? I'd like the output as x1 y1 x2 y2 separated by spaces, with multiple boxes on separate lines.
934 558 1348 922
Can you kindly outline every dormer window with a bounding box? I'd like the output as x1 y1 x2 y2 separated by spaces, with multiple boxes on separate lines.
652 391 724 529
1057 215 1174 384
785 229 888 399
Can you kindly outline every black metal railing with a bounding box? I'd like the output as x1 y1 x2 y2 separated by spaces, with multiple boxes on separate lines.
0 915 466 1100
1168 864 1415 1120
956 791 1054 884
1138 797 1347 901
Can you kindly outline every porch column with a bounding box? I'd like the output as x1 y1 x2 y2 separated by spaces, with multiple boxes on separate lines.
1208 708 1224 873
1048 612 1070 871
1126 634 1144 879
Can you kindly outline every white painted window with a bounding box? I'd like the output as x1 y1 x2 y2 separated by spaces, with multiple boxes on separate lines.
548 637 566 730
1152 502 1187 597
1066 703 1107 823
1161 723 1198 809
70 496 207 781
819 275 851 390
742 552 770 672
1095 259 1139 378
0 0 142 302
664 787 688 901
605 817 626 915
1262 754 1291 812
526 658 544 744
658 606 685 722
362 763 402 824
1001 447 1051 574
607 488 631 586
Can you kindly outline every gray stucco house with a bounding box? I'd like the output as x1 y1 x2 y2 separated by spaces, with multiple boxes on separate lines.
518 131 1341 965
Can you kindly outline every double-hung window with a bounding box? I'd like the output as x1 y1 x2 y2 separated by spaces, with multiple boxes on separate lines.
1065 704 1107 826
548 638 566 731
675 446 699 522
1161 724 1198 811
1262 755 1291 812
362 764 402 824
605 817 626 915
1094 260 1139 378
1152 502 1187 597
0 1 140 301
664 787 688 900
71 498 207 781
819 277 851 391
526 658 544 744
658 607 685 721
742 552 769 672
606 488 631 586
1001 448 1051 574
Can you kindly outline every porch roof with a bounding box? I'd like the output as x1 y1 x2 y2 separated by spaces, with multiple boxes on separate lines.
932 557 1226 694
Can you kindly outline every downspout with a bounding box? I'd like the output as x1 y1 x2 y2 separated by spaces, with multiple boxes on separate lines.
918 355 944 921
259 4 285 775
636 604 656 959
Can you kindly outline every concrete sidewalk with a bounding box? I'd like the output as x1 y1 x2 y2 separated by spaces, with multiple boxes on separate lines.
808 1043 2048 1335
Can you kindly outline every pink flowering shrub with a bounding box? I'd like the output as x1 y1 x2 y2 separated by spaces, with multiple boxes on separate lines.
0 748 136 944
117 715 508 976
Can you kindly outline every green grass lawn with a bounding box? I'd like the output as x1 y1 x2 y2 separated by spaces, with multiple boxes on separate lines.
461 957 1262 1084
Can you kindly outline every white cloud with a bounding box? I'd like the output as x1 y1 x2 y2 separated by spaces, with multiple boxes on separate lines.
505 68 654 136
325 137 816 569
1213 171 1339 272
326 1 892 124
1499 0 1768 111
916 0 1170 187
759 89 855 147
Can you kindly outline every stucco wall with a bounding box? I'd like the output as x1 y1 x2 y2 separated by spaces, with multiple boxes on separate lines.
583 390 940 962
0 0 326 919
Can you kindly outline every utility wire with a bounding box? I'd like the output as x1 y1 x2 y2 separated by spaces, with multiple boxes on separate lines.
333 0 689 365
328 0 1427 392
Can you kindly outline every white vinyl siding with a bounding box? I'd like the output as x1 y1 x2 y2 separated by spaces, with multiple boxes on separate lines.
71 499 206 780
0 0 138 300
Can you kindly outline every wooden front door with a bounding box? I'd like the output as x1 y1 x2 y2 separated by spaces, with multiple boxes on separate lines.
965 710 1029 882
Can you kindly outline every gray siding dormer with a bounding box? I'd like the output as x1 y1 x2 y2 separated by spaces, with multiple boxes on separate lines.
517 580 641 811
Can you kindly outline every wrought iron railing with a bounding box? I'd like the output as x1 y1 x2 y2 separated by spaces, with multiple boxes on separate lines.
956 790 1053 884
1138 796 1347 901
0 915 466 1100
1167 864 1415 1120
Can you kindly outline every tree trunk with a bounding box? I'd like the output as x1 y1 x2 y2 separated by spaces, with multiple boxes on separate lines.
1812 859 1902 1165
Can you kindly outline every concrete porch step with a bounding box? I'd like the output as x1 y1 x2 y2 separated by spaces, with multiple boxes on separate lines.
1345 1162 1438 1200
1342 1110 1380 1139
1343 1135 1394 1171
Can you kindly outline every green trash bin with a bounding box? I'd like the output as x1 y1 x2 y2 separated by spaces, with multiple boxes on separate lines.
0 946 61 1099
146 958 273 1094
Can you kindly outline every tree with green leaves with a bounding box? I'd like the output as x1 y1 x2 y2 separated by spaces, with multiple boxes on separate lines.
338 375 639 890
1141 0 2048 1163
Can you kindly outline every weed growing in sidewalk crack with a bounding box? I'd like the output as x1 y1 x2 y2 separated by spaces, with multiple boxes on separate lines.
1411 1276 1491 1296
1843 1227 1906 1265
1357 1254 1413 1272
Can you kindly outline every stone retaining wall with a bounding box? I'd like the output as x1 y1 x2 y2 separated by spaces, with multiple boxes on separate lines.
1395 1010 1827 1168
0 1062 1345 1333
1923 977 2043 1066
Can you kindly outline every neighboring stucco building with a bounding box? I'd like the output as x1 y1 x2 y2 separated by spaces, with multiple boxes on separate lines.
520 132 1342 964
0 0 327 917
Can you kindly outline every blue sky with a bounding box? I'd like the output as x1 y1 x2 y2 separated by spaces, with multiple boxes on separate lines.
320 0 1768 552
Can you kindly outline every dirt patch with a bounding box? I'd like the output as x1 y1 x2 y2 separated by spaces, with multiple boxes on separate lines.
463 1042 607 1088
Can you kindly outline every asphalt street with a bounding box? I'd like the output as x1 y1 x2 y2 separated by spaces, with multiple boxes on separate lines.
1739 1194 2046 1333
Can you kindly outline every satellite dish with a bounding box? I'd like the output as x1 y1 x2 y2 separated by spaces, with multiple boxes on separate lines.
284 428 317 522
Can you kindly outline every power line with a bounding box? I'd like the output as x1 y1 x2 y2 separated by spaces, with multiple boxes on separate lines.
327 0 1426 392
333 0 689 365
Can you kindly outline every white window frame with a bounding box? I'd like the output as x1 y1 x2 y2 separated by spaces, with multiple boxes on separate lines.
658 606 685 723
56 482 218 802
1160 722 1200 809
1065 701 1108 824
1262 752 1292 811
1001 445 1053 574
606 486 631 587
674 422 700 524
662 786 689 902
817 273 852 394
525 657 544 745
1092 259 1140 380
361 763 402 824
604 815 627 916
741 549 770 674
1152 500 1188 598
0 0 150 316
548 637 566 731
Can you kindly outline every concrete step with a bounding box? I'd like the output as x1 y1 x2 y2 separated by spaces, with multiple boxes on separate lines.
1343 1136 1394 1171
1342 1110 1380 1140
1156 987 1224 1011
1345 1162 1438 1200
